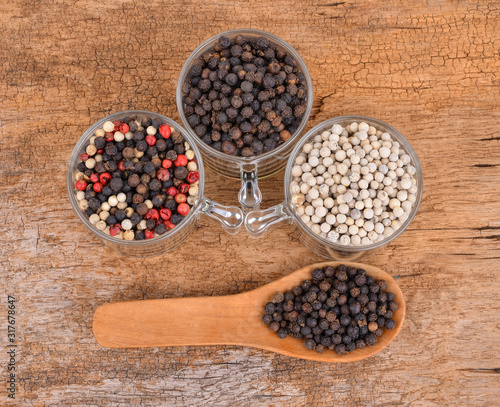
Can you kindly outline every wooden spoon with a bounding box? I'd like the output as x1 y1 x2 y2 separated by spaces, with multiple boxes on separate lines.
93 261 405 362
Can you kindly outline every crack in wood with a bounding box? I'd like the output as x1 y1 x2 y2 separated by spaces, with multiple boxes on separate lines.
459 368 500 374
317 2 345 6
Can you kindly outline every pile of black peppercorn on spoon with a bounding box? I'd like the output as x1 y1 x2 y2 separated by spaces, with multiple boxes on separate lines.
262 264 398 355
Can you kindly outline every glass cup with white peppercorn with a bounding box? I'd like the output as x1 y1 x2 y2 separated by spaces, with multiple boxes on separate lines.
67 110 244 258
176 29 313 211
245 116 423 260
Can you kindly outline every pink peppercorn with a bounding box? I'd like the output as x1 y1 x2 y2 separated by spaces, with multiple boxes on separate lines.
159 208 172 220
146 209 159 221
99 172 112 185
178 183 190 194
174 154 188 167
144 230 155 239
109 224 122 237
159 124 171 139
145 135 156 146
186 171 200 183
166 187 178 196
119 123 129 134
164 220 175 230
75 179 87 191
157 168 170 181
93 182 103 193
177 203 190 216
80 153 89 161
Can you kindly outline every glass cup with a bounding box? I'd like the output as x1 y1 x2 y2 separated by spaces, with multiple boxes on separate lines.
176 28 313 210
245 116 423 260
67 110 244 258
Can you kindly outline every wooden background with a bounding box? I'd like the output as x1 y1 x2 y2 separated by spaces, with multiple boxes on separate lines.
1 0 499 405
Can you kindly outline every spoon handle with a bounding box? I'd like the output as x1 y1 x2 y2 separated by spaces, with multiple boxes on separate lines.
93 294 257 348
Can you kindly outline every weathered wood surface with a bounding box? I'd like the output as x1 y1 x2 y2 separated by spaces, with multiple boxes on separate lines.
0 0 499 405
92 262 406 362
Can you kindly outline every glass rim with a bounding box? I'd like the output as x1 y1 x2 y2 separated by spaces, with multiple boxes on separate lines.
283 115 424 252
176 28 314 165
67 110 206 246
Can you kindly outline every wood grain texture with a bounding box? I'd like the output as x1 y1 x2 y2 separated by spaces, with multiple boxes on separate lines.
0 0 499 405
93 262 405 363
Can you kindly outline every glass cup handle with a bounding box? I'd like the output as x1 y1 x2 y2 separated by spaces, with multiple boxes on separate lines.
245 203 291 238
238 163 262 211
199 197 244 235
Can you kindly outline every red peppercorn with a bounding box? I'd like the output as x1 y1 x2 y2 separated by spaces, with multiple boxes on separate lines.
119 123 129 134
177 203 190 216
159 208 172 220
118 160 125 171
162 159 172 169
105 132 114 142
80 153 89 161
186 171 200 183
93 182 103 193
109 224 122 237
75 179 87 191
179 183 190 194
145 135 156 146
157 168 170 181
146 209 159 221
113 120 121 131
159 124 171 139
99 172 112 185
97 149 104 154
175 194 187 204
90 173 99 183
174 154 188 167
166 187 178 196
144 230 155 239
164 220 175 230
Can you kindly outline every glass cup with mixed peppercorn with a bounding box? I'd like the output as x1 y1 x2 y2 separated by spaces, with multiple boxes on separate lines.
67 110 244 257
177 29 313 210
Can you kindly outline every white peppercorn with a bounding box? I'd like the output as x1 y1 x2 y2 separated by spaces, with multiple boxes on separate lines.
123 230 135 240
114 131 125 142
79 199 89 210
121 219 133 230
89 214 100 225
85 158 96 169
86 144 97 156
102 121 114 132
291 120 419 246
108 196 118 207
337 224 348 234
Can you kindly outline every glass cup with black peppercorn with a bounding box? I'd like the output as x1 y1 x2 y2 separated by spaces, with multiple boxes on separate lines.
176 29 313 210
245 116 423 260
68 110 244 257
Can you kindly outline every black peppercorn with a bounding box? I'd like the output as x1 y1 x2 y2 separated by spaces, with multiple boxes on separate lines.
109 177 123 191
385 319 396 330
182 35 308 157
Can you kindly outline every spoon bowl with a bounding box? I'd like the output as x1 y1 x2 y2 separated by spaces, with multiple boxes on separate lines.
93 261 405 362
